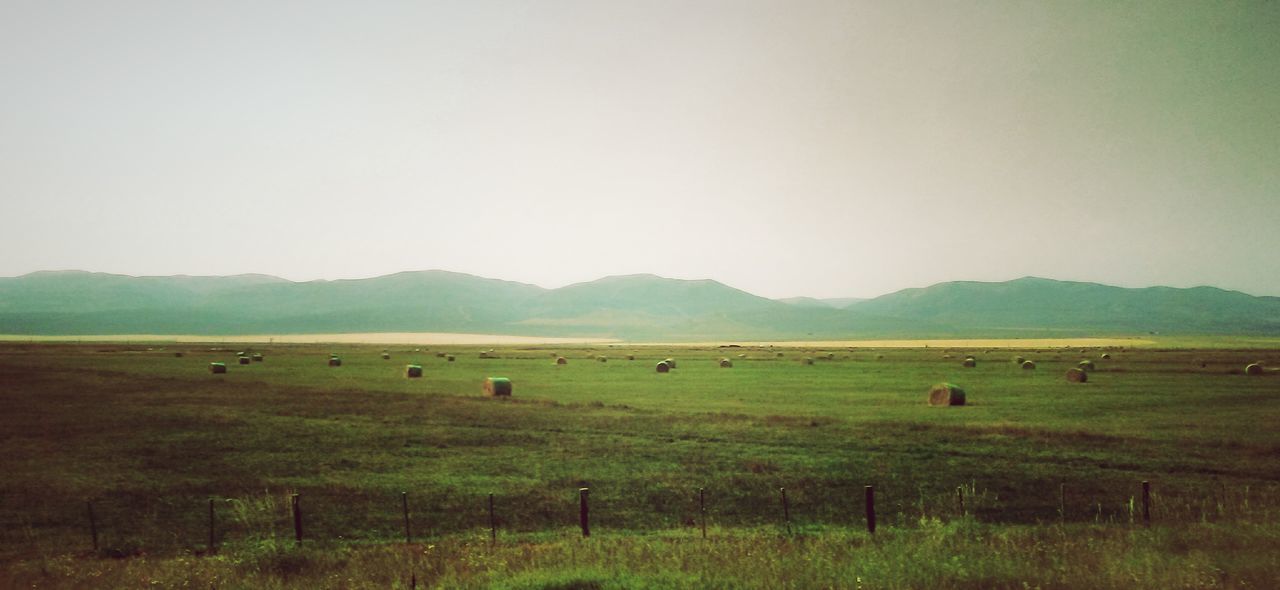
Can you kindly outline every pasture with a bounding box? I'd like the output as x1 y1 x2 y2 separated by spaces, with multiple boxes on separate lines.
1 342 1278 588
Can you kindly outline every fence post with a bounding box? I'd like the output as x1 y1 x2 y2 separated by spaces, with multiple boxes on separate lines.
1142 481 1151 526
956 486 966 517
699 487 707 539
488 493 496 546
865 486 876 535
579 488 590 538
208 498 216 552
779 487 792 536
1059 483 1066 524
86 501 99 552
291 494 302 546
402 492 411 544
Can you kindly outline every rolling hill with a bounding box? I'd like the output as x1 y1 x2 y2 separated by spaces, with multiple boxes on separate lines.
0 271 1276 339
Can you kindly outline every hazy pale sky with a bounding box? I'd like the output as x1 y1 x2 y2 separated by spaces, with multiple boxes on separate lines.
2 1 1277 299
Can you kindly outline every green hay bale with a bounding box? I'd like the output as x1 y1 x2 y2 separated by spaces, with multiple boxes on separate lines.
556 357 568 365
238 356 251 365
962 357 977 368
928 383 966 406
382 353 391 360
1066 368 1088 383
664 358 677 369
406 365 423 378
1245 363 1264 376
446 355 456 362
236 351 246 357
436 352 446 358
173 352 184 358
656 361 670 373
252 353 263 362
1078 360 1096 371
597 356 608 363
1021 360 1036 370
1101 353 1112 360
719 358 733 368
1013 356 1026 365
209 362 227 374
484 377 513 397
328 357 342 367
626 355 635 361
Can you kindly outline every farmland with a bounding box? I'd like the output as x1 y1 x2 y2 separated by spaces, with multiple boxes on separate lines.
1 342 1279 588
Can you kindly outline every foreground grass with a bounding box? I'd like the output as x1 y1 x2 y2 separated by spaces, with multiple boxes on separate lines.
7 521 1279 589
1 342 1278 586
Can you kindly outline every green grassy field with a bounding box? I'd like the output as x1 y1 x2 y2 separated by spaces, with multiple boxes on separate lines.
1 342 1278 588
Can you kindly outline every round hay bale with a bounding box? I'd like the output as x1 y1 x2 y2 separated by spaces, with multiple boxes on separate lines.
664 358 677 369
626 355 635 361
719 358 733 368
656 361 670 373
1101 353 1111 360
1021 360 1036 370
824 353 835 360
802 357 815 365
483 377 512 397
174 352 185 358
238 356 251 365
1078 360 1096 371
435 352 446 358
876 354 884 360
209 362 227 374
446 355 456 362
597 356 608 363
1013 356 1026 365
1065 368 1088 383
962 357 976 368
382 353 391 360
556 356 568 365
1245 363 1264 376
328 357 342 367
236 351 246 358
406 364 423 378
776 352 784 357
737 353 747 358
928 383 966 406
252 353 263 362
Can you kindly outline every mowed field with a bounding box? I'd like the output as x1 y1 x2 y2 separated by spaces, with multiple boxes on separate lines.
2 342 1279 588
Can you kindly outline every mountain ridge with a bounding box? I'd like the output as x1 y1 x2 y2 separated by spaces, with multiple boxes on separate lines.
1 270 1277 338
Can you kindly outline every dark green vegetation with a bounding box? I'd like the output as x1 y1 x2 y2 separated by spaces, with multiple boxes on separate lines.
3 271 1279 338
2 343 1279 587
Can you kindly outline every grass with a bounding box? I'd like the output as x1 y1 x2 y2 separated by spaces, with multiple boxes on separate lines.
1 342 1278 587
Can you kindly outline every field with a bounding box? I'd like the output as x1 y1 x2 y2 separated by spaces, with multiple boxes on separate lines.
1 342 1279 588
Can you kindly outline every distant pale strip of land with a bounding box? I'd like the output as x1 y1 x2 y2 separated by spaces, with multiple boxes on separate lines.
0 333 1160 349
0 332 620 345
644 337 1157 348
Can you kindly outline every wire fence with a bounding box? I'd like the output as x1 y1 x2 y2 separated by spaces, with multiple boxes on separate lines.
3 479 1278 558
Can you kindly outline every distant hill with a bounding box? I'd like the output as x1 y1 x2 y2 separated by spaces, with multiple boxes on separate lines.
855 277 1280 336
0 271 1276 339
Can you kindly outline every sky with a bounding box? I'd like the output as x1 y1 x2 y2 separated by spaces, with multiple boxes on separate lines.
1 1 1277 299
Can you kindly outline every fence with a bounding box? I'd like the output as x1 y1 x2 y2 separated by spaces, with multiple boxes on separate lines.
2 479 1277 557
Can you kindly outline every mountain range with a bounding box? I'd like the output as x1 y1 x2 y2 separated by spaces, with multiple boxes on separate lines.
1 270 1277 339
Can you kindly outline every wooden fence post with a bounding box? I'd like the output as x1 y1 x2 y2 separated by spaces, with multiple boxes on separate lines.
579 488 590 538
779 487 792 536
291 494 302 546
488 493 496 546
1142 481 1151 526
699 487 707 539
208 498 216 552
86 501 99 552
956 486 966 517
865 486 876 535
402 492 411 544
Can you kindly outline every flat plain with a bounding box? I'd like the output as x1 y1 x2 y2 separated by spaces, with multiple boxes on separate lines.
1 341 1278 588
